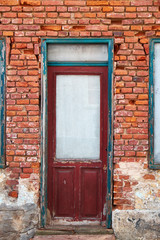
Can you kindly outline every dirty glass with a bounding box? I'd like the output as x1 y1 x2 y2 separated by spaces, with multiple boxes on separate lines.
56 75 100 159
48 44 108 62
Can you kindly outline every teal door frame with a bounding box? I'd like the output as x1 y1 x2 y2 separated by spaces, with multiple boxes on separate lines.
41 38 114 228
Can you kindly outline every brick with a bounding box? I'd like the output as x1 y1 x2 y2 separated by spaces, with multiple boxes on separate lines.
15 37 31 42
103 6 113 12
20 173 30 178
87 1 109 5
42 0 63 5
41 25 61 31
10 60 23 66
143 174 155 180
20 162 31 168
114 151 124 156
31 163 39 168
18 133 39 138
18 12 32 17
0 6 10 11
126 7 136 12
125 13 137 18
131 0 153 6
14 156 25 162
17 99 29 104
115 70 128 75
65 1 86 5
84 13 96 18
114 7 125 12
23 168 33 173
138 13 152 18
0 25 18 31
20 0 41 5
19 25 40 30
46 6 56 11
3 32 13 36
8 191 18 198
107 13 124 18
0 0 19 5
3 12 17 18
110 0 130 6
121 88 132 93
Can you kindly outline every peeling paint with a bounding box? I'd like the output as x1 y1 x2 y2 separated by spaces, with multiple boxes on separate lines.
40 38 114 228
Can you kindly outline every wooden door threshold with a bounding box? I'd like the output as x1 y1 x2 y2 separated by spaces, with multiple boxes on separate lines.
36 226 114 236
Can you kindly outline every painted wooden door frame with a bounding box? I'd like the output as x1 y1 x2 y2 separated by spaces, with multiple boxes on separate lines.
0 38 6 169
40 38 114 228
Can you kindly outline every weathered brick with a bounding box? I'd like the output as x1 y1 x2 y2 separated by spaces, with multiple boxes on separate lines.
0 0 19 5
0 0 158 217
41 25 61 31
20 0 41 5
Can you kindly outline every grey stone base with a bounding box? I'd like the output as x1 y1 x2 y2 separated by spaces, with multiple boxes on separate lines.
0 203 38 240
113 210 160 240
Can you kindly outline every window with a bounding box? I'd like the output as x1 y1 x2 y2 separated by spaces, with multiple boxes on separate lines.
149 39 160 169
0 39 5 168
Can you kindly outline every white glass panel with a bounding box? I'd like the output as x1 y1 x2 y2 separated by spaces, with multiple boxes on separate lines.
48 44 108 62
154 43 160 163
56 75 100 159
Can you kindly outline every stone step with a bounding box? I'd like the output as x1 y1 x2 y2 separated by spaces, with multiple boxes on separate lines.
35 226 114 235
31 226 116 240
32 235 116 240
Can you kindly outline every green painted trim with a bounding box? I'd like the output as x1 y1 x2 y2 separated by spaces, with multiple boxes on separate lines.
42 38 112 44
0 39 5 169
48 62 108 67
40 39 48 227
41 38 113 228
149 39 160 169
106 38 113 229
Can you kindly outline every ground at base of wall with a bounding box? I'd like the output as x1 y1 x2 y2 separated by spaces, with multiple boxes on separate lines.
32 235 115 240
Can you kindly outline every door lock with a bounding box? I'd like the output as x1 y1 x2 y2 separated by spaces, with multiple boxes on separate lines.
103 165 107 171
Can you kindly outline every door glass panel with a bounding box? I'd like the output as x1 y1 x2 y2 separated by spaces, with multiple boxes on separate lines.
154 43 160 163
56 75 100 159
48 44 108 62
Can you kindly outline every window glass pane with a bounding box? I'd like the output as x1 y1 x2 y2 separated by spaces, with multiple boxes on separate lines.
56 75 100 159
154 43 160 163
48 44 108 62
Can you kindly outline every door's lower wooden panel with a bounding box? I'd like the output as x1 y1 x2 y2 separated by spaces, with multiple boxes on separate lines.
53 167 75 217
80 168 101 219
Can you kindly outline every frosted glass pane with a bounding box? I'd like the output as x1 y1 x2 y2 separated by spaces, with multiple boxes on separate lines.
154 43 160 163
48 44 108 62
56 75 100 159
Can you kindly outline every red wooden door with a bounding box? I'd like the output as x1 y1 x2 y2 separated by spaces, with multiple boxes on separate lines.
48 66 108 222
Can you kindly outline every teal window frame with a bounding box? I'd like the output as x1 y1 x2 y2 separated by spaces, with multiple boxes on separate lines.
149 39 160 169
0 39 5 169
41 38 114 228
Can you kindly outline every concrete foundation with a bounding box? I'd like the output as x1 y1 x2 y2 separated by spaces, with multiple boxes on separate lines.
113 210 160 240
0 203 38 240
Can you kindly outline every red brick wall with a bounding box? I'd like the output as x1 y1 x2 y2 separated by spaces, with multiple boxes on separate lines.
1 0 159 209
